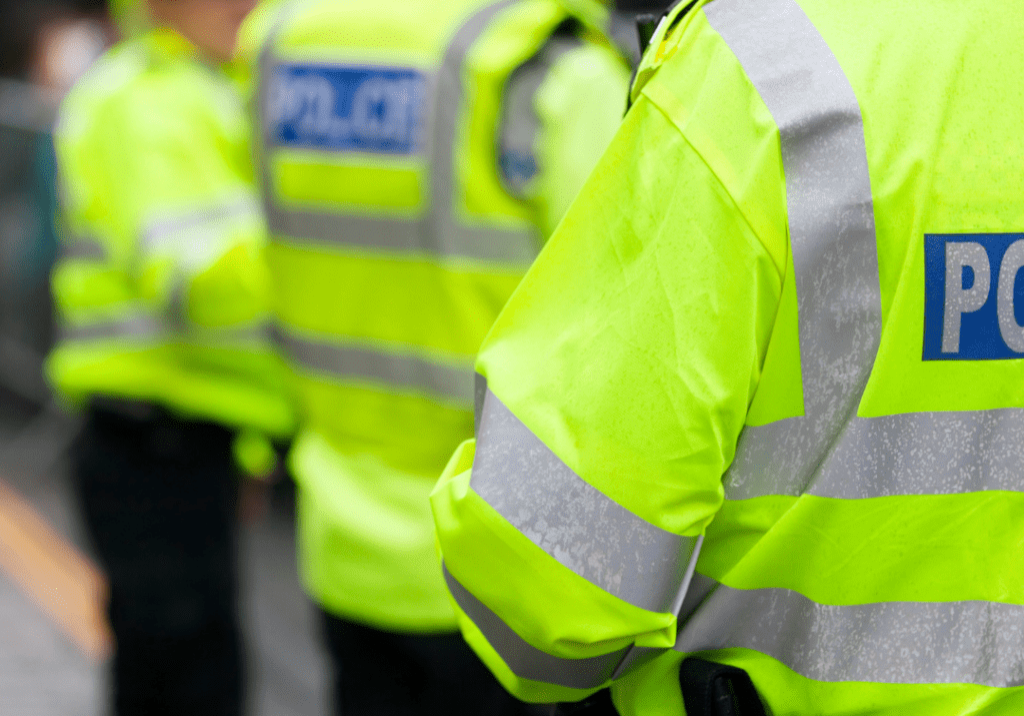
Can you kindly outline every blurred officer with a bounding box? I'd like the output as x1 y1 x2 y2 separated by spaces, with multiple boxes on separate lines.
432 0 1024 714
257 0 629 713
233 0 288 98
49 0 294 714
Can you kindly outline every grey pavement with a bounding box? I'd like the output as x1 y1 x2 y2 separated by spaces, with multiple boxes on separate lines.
0 402 329 716
242 492 330 716
0 570 105 716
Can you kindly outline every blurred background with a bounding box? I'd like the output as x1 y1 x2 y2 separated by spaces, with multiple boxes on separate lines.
0 1 665 714
0 5 329 715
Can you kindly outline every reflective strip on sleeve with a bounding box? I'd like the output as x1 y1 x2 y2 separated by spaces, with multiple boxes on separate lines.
259 0 539 267
443 563 629 689
59 236 108 262
187 321 273 346
58 314 164 342
272 324 475 405
676 577 1024 688
142 197 262 252
472 382 702 615
61 313 270 347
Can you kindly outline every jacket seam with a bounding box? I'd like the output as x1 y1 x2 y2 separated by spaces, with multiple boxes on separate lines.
639 89 786 285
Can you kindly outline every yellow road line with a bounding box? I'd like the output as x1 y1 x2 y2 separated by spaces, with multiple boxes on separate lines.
0 478 112 661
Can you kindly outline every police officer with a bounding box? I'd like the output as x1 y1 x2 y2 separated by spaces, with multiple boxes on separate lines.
256 0 630 713
432 0 1024 714
50 1 293 713
232 0 288 99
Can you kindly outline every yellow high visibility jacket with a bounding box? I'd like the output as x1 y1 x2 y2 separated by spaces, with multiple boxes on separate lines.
50 28 295 459
109 0 148 38
259 0 630 631
233 0 290 100
433 0 1024 713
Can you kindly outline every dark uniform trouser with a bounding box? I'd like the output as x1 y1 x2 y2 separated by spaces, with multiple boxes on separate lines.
73 405 243 716
321 610 554 716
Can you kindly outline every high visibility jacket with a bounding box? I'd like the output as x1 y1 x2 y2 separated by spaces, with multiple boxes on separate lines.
233 0 290 99
109 0 148 38
259 0 629 631
49 28 295 449
433 0 1024 712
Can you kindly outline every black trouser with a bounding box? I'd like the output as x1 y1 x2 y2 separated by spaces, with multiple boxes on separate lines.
73 404 243 716
322 609 548 716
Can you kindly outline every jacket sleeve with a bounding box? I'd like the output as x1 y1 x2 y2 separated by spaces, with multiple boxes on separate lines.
431 90 786 702
59 82 293 454
530 41 630 238
498 35 630 241
94 88 270 333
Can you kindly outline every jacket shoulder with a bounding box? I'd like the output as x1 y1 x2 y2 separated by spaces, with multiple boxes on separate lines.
629 0 708 106
58 49 132 136
59 41 221 154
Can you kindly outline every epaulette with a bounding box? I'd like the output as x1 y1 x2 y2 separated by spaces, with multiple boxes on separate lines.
627 0 706 110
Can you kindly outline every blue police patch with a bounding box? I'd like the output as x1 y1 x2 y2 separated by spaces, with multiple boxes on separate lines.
267 64 428 155
924 233 1024 360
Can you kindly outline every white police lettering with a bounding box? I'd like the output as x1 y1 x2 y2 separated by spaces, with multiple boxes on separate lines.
269 72 338 137
925 234 1024 360
997 240 1024 352
350 76 421 145
942 242 990 353
269 65 427 154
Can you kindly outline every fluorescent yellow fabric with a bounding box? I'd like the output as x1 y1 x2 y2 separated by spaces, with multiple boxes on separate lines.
433 82 782 701
109 0 149 38
293 431 460 632
232 0 289 98
530 42 632 237
263 0 628 631
434 0 1024 713
50 28 295 439
233 429 278 479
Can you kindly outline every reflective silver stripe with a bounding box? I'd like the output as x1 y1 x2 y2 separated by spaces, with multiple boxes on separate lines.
727 407 1024 499
60 237 107 262
427 0 538 265
676 577 1024 688
705 0 884 500
272 325 474 405
264 210 420 252
143 197 260 251
474 371 488 430
187 322 272 345
443 563 628 689
258 4 309 248
264 206 537 264
62 316 269 346
472 383 702 614
261 0 539 266
59 315 164 342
